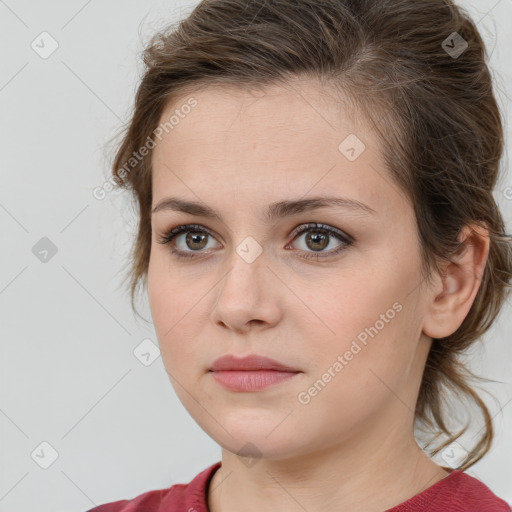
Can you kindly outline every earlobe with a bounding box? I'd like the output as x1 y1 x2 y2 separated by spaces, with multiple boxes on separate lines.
422 223 490 340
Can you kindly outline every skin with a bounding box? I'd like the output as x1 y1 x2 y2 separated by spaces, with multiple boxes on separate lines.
147 77 490 512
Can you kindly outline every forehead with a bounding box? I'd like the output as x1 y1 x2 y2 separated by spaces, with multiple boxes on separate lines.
150 79 406 221
154 78 363 152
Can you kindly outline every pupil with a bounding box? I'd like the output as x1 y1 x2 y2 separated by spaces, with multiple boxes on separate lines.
187 231 207 250
306 231 328 251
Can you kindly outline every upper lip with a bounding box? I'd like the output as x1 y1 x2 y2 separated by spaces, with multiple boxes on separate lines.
210 354 300 372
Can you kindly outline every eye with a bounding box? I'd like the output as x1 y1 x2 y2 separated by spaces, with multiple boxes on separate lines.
157 224 220 259
157 222 354 260
287 223 354 261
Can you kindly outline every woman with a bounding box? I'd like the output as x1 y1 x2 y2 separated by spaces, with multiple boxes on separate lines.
87 0 512 510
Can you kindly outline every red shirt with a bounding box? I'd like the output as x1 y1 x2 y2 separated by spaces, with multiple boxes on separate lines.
86 461 511 512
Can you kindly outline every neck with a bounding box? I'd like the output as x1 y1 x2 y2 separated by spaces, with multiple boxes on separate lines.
207 424 449 512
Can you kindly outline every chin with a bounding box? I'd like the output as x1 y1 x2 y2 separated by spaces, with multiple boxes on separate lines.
219 436 298 462
208 420 311 463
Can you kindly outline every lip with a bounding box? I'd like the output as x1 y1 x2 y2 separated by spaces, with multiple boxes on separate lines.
210 354 300 372
209 354 302 392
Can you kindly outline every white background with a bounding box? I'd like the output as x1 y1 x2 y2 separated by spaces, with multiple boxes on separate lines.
0 1 511 511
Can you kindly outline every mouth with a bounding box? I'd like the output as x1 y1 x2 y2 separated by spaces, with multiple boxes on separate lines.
209 369 300 391
209 353 302 392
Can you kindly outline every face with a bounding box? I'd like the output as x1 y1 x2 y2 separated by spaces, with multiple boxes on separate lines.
148 78 433 462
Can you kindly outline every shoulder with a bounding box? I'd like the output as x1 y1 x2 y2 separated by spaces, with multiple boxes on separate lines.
83 461 222 512
448 471 511 511
387 469 511 512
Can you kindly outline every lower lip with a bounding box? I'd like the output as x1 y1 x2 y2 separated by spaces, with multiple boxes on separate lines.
210 370 300 391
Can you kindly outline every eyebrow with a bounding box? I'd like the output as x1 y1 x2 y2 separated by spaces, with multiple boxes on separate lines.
151 196 377 222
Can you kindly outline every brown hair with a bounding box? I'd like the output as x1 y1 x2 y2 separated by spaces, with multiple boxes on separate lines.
106 0 512 470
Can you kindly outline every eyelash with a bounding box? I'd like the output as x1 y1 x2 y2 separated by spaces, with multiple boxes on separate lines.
157 223 354 261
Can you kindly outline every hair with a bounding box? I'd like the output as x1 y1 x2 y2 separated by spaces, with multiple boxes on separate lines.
106 0 512 470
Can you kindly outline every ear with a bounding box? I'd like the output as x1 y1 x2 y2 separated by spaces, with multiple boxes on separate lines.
422 223 490 339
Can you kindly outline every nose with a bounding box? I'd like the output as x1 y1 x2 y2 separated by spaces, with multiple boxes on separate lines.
209 247 283 334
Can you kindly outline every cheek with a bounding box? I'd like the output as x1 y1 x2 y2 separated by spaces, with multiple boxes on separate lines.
306 260 420 376
147 256 208 369
295 304 417 437
319 268 400 334
147 256 180 344
148 248 193 323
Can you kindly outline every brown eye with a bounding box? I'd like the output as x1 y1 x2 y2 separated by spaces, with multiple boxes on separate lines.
184 230 209 251
157 224 221 258
288 223 354 260
304 230 330 251
158 222 354 261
